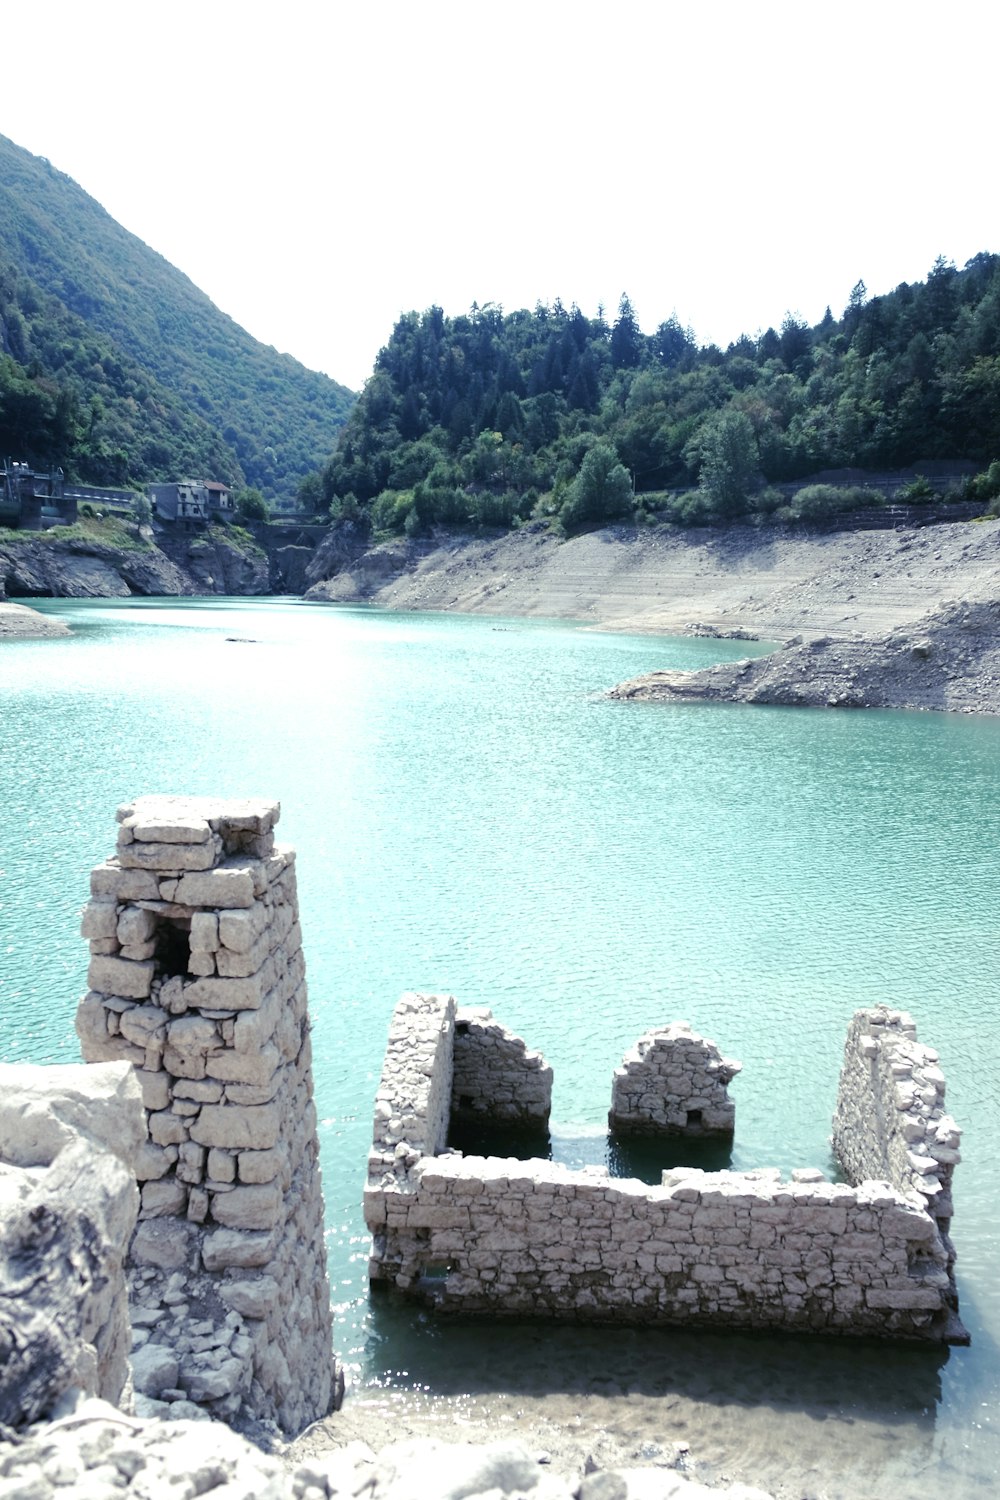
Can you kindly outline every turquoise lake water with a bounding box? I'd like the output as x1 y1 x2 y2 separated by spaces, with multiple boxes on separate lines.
1 597 998 1497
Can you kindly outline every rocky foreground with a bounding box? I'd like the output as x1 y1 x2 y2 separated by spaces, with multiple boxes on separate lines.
0 1392 774 1500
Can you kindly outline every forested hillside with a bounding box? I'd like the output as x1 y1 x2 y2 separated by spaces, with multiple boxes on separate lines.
0 134 355 501
315 255 1000 534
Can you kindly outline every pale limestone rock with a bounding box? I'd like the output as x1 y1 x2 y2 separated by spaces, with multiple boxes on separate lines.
190 912 219 953
131 1344 179 1397
81 901 119 939
183 973 266 1010
174 869 255 908
210 1183 282 1230
219 1276 279 1319
189 1103 281 1151
202 1227 275 1270
141 1179 188 1217
131 1220 194 1270
0 1061 144 1170
87 954 155 1000
119 840 218 872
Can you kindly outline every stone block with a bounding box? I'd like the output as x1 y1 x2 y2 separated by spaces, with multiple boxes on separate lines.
162 1046 207 1081
119 840 218 872
188 1187 209 1222
218 906 268 954
118 1006 168 1046
127 816 212 845
131 1218 194 1269
183 973 266 1011
208 1148 236 1182
174 869 255 909
220 1276 280 1320
131 1343 180 1397
117 907 159 947
238 1147 284 1184
190 912 220 953
205 1044 281 1087
136 1142 176 1180
190 1103 281 1151
87 954 155 1000
141 1178 189 1217
210 1183 282 1231
225 1080 282 1106
167 1014 219 1053
184 1356 246 1402
202 1227 275 1271
173 1079 224 1102
81 901 119 940
136 1069 171 1112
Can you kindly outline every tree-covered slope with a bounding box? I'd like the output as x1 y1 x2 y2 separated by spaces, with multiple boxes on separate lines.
0 134 355 500
315 256 1000 533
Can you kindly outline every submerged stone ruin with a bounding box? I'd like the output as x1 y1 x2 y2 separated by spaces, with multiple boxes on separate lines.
365 995 966 1343
609 1021 741 1137
74 796 338 1433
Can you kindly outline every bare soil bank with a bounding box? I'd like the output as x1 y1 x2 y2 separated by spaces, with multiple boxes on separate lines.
305 518 1000 713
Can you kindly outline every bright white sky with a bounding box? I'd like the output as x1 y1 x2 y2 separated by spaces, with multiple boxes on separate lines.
2 1 996 392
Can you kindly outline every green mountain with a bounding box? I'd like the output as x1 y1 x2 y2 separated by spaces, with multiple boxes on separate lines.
0 134 355 502
315 257 1000 533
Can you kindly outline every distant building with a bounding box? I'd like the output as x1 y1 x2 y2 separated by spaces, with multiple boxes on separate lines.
148 479 234 523
0 462 77 530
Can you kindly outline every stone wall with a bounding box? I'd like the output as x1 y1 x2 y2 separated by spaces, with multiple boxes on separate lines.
833 1006 960 1228
0 1060 144 1423
365 994 967 1342
609 1022 741 1136
452 1007 553 1124
75 796 337 1434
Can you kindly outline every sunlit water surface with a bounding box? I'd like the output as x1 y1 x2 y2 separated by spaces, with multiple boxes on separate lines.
1 598 998 1498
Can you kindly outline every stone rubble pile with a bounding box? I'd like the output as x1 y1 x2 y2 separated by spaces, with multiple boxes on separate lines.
452 1007 553 1124
73 796 337 1434
609 1023 741 1137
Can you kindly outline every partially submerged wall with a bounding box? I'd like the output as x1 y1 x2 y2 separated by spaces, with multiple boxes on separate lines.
365 994 966 1342
833 1006 960 1227
609 1022 740 1137
452 1007 553 1124
76 796 338 1433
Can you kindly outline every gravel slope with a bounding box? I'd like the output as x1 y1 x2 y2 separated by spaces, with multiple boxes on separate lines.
306 517 1000 713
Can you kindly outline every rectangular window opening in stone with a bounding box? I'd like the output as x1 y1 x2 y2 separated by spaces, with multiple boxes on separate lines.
150 913 191 979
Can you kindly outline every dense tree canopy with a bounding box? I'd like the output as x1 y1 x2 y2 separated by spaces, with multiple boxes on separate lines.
313 253 1000 534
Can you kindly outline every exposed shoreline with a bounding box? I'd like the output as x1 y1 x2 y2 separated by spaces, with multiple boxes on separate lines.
0 599 71 637
304 516 1000 713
